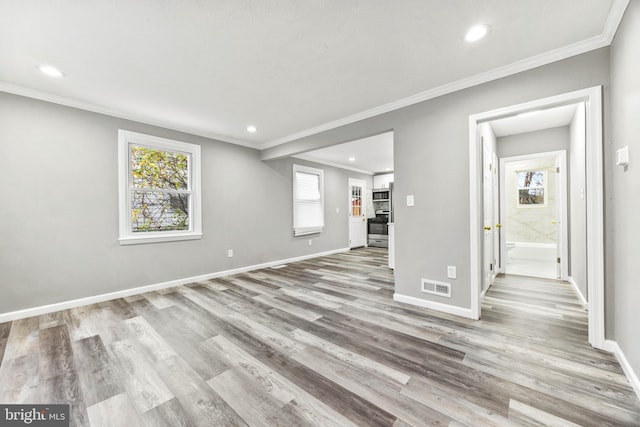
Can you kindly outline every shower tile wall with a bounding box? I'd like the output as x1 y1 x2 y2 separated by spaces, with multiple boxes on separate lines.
505 157 557 244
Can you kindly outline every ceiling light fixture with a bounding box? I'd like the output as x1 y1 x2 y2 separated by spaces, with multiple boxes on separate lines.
38 65 64 78
465 24 489 42
246 125 257 133
348 157 356 162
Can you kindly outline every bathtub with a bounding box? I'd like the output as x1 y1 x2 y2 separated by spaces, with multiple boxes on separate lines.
506 241 556 262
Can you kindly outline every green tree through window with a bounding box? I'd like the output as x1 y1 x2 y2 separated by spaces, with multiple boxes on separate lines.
130 146 190 232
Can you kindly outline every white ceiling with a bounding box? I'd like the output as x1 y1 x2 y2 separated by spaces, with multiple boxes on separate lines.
490 103 579 137
0 0 624 149
294 132 394 175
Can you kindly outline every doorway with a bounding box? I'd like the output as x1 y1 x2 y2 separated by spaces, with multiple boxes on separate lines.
468 86 605 349
348 178 367 248
500 151 568 280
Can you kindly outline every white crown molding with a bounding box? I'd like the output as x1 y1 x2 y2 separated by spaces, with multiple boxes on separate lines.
0 247 350 323
0 81 261 150
602 0 630 43
263 0 629 149
292 154 374 175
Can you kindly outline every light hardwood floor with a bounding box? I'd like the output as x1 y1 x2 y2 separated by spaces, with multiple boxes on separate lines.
1 248 639 426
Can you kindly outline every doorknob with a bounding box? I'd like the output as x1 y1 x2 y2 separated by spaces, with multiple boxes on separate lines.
495 223 502 228
551 220 558 224
484 226 491 231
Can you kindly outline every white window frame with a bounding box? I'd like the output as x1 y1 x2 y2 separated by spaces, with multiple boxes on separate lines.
516 168 548 208
118 130 202 245
293 164 324 236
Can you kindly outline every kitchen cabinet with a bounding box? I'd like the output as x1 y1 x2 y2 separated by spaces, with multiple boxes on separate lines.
373 173 394 189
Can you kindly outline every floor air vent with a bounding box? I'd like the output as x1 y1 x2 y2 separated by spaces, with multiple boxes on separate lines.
421 279 451 298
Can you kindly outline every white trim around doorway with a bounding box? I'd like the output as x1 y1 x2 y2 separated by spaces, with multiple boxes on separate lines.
468 86 605 349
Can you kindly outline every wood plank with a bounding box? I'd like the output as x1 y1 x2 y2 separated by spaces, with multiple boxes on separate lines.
144 397 195 427
291 346 451 426
71 335 125 407
86 393 147 427
0 353 39 403
289 328 411 386
508 399 582 427
201 334 359 427
154 355 248 426
208 368 310 427
38 325 75 380
2 316 39 361
107 339 173 413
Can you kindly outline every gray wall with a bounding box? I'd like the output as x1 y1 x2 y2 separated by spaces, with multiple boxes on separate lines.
0 92 371 313
610 0 640 387
497 126 569 158
262 49 610 311
569 103 587 299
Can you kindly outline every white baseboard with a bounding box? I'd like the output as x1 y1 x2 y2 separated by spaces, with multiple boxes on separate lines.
393 293 477 319
567 276 588 308
604 340 640 401
0 247 350 323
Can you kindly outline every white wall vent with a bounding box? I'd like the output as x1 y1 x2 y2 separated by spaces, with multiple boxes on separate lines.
421 279 451 298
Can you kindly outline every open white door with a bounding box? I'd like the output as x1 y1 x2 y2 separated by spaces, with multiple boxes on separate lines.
555 153 569 280
348 178 367 248
482 140 494 293
493 152 501 275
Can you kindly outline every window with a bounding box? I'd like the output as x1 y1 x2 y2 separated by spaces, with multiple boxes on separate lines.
293 164 324 236
118 130 202 244
516 169 547 207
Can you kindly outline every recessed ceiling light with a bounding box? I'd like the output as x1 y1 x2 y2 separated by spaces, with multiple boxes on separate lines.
247 125 257 133
38 65 64 78
465 24 490 42
348 157 356 162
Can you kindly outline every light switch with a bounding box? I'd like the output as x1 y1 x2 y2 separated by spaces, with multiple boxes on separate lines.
447 266 457 279
406 195 415 207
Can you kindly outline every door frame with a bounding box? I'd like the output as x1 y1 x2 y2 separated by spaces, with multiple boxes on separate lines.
348 178 367 248
499 150 568 280
468 86 605 350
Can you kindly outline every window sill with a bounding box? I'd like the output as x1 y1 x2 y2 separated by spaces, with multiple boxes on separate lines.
118 232 203 245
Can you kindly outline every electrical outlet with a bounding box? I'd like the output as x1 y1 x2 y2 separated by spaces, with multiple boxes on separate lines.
447 266 457 279
336 207 340 213
227 249 233 258
308 239 313 246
